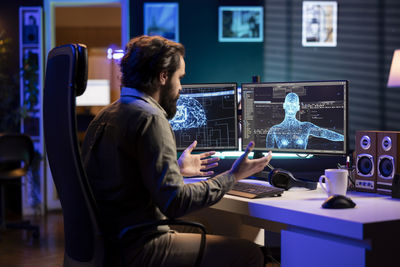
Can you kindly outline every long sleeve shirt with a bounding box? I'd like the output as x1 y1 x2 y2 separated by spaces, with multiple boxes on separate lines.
81 87 236 235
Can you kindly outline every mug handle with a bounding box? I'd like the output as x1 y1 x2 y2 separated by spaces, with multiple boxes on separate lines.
319 175 331 195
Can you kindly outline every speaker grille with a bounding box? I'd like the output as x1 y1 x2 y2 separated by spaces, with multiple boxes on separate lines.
378 156 394 179
356 154 374 177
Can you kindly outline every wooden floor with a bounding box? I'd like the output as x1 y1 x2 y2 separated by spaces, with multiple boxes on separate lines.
0 211 279 267
0 211 64 267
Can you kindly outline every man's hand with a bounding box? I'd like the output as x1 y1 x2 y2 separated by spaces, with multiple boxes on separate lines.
178 141 220 177
230 141 272 181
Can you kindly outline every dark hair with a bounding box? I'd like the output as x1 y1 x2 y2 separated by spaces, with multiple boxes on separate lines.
120 35 185 95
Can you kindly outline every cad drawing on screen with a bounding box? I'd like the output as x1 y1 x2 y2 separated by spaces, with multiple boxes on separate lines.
266 92 344 149
169 96 207 131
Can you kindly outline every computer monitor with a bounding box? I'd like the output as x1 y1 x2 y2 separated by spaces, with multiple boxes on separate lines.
76 79 110 106
241 80 348 155
169 83 238 151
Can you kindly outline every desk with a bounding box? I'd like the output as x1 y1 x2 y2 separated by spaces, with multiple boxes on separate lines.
185 178 400 267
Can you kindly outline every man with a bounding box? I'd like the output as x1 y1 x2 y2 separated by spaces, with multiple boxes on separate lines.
81 35 272 267
266 92 344 149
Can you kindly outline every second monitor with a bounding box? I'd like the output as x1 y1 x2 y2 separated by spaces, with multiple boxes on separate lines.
169 83 238 151
241 80 348 155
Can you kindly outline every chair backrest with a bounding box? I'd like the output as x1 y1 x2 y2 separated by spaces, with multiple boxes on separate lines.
43 44 104 267
0 133 34 178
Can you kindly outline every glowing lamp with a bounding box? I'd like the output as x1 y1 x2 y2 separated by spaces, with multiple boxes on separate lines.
388 49 400 87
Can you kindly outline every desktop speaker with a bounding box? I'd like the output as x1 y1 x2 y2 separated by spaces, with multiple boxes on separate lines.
376 131 400 195
392 173 400 199
355 131 377 193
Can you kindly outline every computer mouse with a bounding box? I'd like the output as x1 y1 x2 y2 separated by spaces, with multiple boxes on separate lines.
321 194 356 209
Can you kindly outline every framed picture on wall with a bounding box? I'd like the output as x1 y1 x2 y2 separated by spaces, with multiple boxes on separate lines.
21 9 40 44
21 48 40 111
144 2 179 42
302 1 338 47
218 6 263 42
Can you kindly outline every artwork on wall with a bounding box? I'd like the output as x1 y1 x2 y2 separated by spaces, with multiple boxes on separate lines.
22 9 40 45
21 48 40 111
218 6 263 42
144 2 179 42
302 1 337 47
19 6 45 216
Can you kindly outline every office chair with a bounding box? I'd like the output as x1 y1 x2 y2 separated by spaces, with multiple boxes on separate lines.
43 43 206 267
0 133 40 238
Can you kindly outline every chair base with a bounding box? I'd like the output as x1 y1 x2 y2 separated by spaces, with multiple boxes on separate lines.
0 179 40 239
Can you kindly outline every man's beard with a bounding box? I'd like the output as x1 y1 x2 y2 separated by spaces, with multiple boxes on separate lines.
159 81 179 120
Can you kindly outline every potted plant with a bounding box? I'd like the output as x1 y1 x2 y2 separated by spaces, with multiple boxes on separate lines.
0 30 20 133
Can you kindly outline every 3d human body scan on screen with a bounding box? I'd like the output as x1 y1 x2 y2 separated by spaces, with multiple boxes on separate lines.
241 80 348 155
169 83 238 151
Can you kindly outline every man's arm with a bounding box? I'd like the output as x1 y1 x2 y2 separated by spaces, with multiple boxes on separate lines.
138 115 272 219
137 114 231 218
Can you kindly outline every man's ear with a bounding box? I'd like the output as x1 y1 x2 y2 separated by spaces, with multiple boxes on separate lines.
159 71 168 86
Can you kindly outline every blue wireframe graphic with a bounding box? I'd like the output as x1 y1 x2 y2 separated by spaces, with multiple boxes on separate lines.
266 92 344 149
170 96 207 131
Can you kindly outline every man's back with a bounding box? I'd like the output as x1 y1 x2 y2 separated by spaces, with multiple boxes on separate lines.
81 96 171 235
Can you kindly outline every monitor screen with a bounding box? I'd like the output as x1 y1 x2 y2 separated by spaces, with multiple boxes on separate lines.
241 80 348 155
76 79 110 106
169 83 238 151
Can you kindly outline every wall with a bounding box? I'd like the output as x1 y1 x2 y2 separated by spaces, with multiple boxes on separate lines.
130 0 400 151
3 0 400 153
55 6 121 47
130 0 264 85
263 0 400 150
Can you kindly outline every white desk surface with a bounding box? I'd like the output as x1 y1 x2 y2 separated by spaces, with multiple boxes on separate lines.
184 178 400 241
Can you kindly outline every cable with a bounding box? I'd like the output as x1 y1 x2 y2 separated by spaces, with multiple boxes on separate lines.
337 163 356 190
267 163 275 171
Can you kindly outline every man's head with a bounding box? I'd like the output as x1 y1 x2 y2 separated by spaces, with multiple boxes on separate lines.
120 35 185 118
283 92 300 115
159 55 185 119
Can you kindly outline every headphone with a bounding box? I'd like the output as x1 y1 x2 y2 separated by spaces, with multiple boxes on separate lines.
268 168 317 190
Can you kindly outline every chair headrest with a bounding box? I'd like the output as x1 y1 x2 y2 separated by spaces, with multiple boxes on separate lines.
47 43 88 97
74 44 88 97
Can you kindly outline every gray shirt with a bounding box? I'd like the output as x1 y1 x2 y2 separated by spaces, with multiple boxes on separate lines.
81 87 236 235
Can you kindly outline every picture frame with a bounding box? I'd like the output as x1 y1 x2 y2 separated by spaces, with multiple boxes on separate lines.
21 47 40 111
21 9 40 45
218 6 263 42
302 1 338 47
144 2 179 42
19 6 46 215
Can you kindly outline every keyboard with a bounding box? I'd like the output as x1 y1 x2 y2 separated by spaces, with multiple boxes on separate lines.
227 182 284 199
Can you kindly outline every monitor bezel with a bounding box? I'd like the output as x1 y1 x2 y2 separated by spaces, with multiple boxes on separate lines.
240 80 348 155
76 79 111 107
172 82 239 152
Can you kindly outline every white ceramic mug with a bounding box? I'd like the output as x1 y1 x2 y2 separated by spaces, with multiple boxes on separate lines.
319 169 348 196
